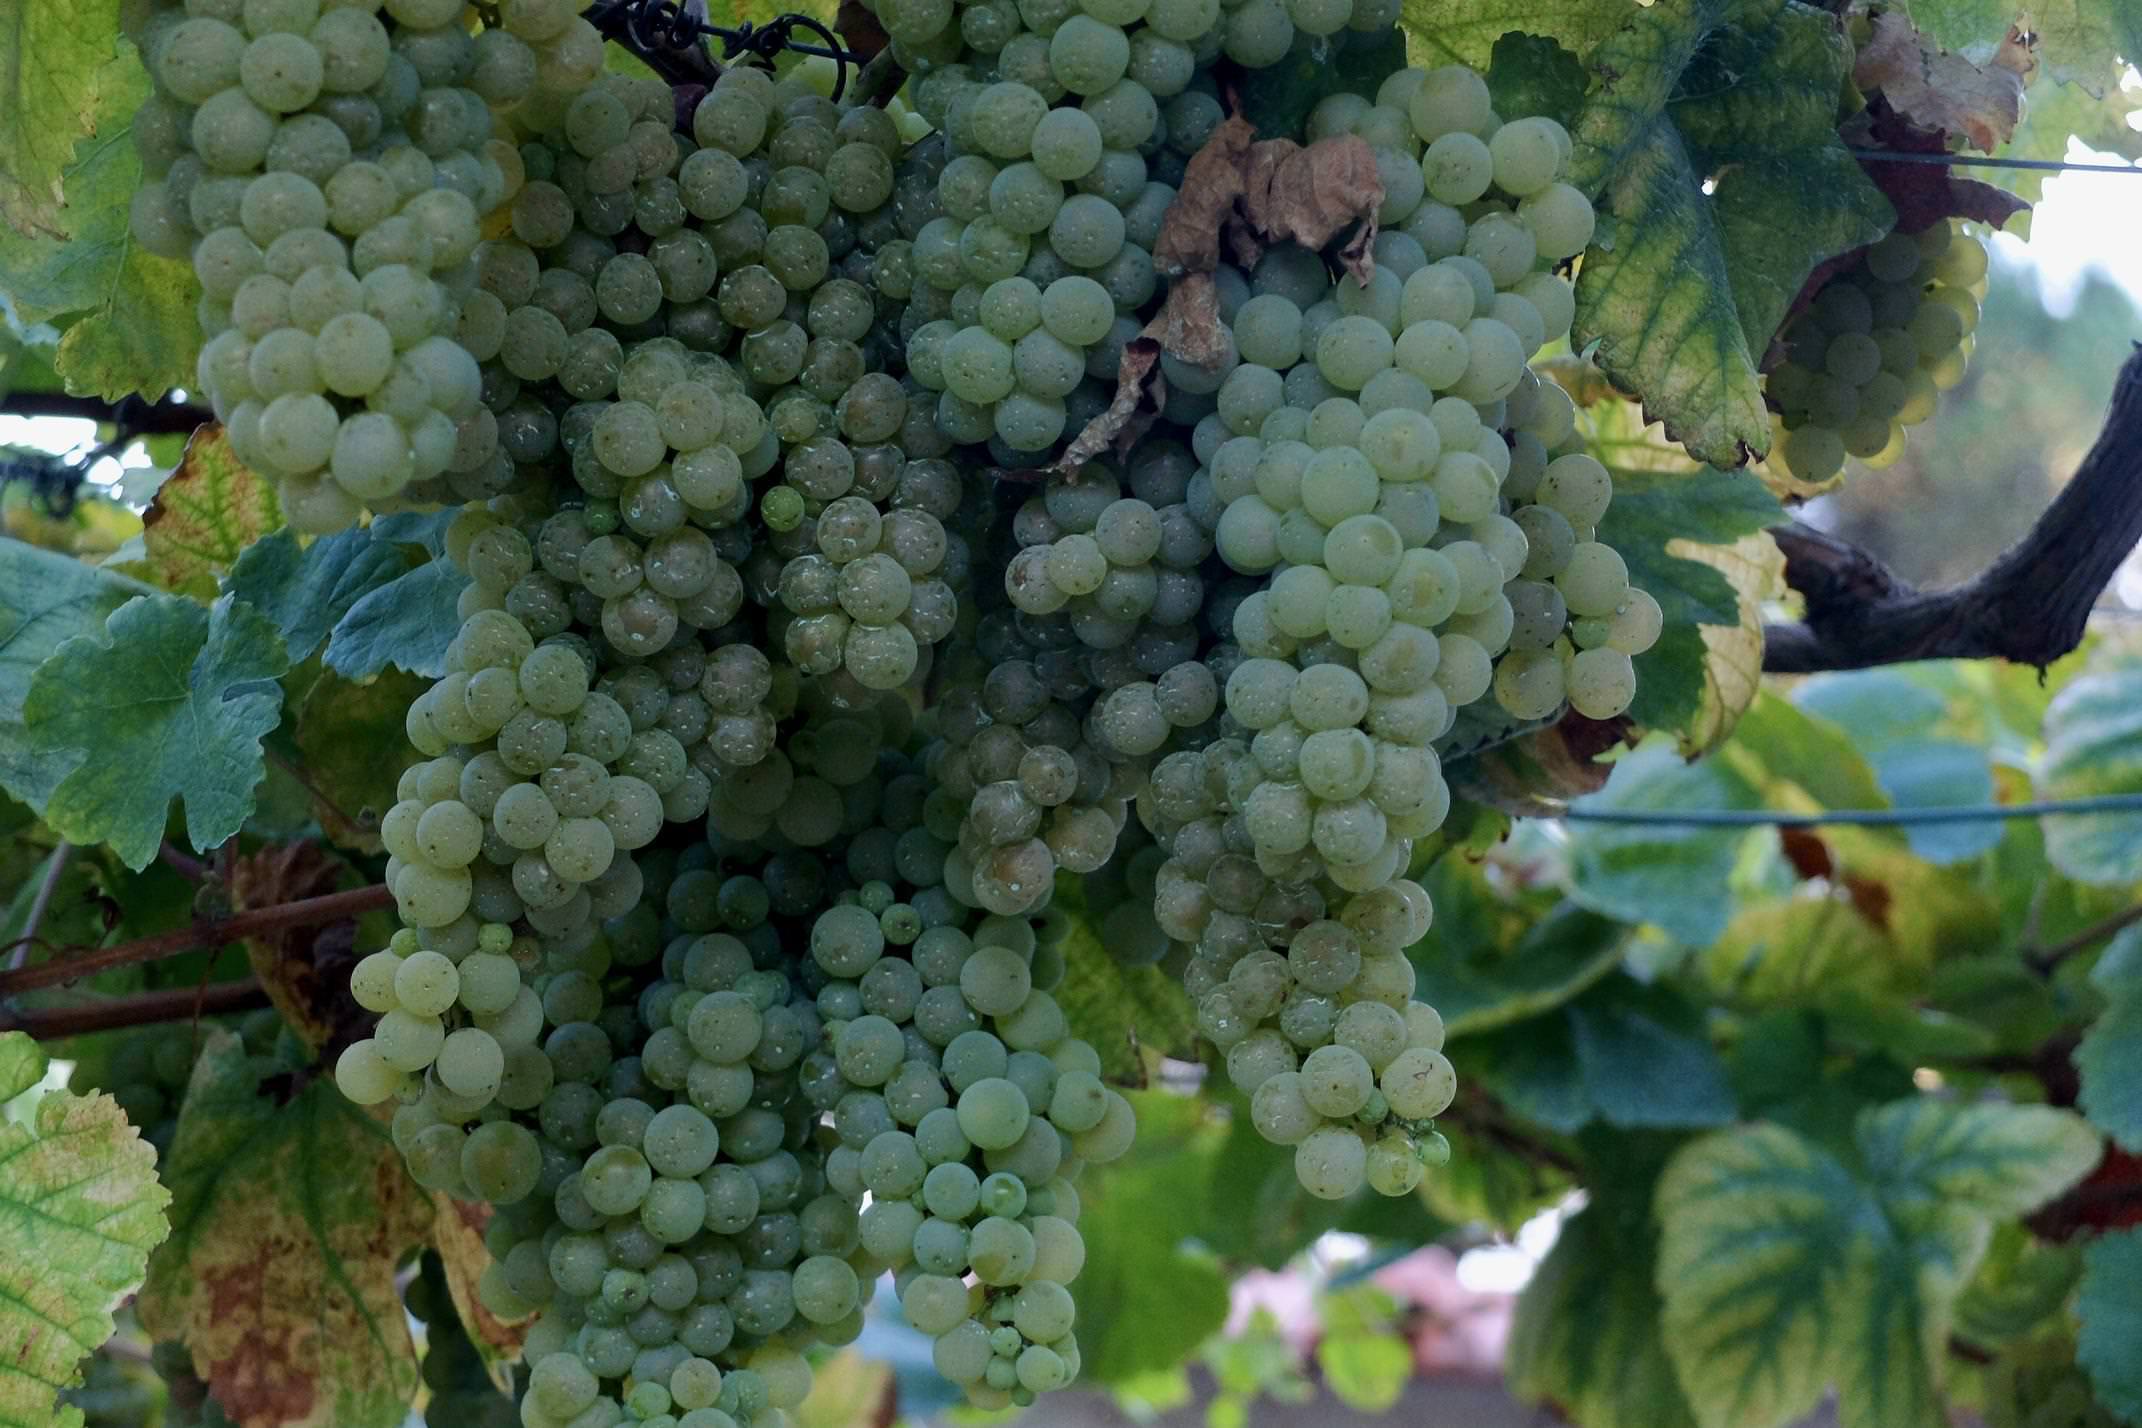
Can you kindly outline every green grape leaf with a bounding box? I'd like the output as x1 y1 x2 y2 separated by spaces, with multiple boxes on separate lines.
1413 899 1627 1035
138 1031 431 1428
1472 976 1734 1134
0 541 157 809
1417 1117 1571 1232
2035 654 2142 885
20 593 290 869
1316 1329 1410 1411
0 326 64 398
1723 691 1889 814
1071 1091 1231 1383
291 667 428 854
1775 672 2000 861
0 1 130 241
1951 1224 2081 1349
225 527 414 665
1910 0 2139 96
1568 0 1894 466
140 428 282 597
1509 1174 1696 1428
1048 877 1198 1084
1199 1109 1354 1268
2076 928 2142 1151
320 523 468 681
1564 740 1762 946
1655 1099 2100 1428
1592 465 1784 741
1400 0 1634 71
0 1030 173 1428
14 57 198 401
1484 32 1589 131
1698 894 1902 1009
2078 1227 2142 1423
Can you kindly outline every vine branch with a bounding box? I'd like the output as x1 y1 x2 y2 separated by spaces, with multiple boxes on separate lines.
1762 345 2142 673
1 391 210 437
0 884 391 1000
0 978 270 1038
2027 900 2142 975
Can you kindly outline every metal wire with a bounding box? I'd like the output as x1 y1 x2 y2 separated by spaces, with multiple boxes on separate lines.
1848 148 2142 175
586 0 872 99
1562 792 2142 829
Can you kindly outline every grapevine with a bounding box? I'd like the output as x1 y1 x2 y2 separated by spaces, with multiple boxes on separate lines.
0 0 2136 1419
111 0 1660 1407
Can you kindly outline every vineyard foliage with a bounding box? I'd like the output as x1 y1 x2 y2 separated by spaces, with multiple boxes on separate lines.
0 0 2139 1426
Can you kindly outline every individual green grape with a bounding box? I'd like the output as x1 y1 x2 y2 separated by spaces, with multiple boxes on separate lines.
1294 1124 1367 1199
1567 647 1637 719
334 1039 401 1104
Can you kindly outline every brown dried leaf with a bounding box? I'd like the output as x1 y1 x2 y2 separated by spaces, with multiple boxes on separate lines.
430 1192 528 1388
1446 712 1625 817
1241 135 1385 285
229 842 354 1054
1993 21 2040 82
1853 11 2025 153
1143 272 1230 368
1152 119 1384 283
1151 114 1256 276
1050 337 1164 477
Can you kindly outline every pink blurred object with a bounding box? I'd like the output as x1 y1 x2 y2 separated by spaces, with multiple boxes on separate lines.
1372 1247 1513 1374
1225 1269 1323 1353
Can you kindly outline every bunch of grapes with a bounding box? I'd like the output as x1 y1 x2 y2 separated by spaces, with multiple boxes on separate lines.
298 51 1149 1421
115 0 1675 1409
1767 218 1989 485
129 0 616 529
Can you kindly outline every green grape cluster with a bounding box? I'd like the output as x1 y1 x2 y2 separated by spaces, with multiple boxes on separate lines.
319 54 1146 1424
1767 219 1987 485
204 0 1692 1403
131 0 611 529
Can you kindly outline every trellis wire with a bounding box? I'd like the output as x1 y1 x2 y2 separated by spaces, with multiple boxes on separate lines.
1848 148 2142 175
584 0 871 98
1561 792 2142 828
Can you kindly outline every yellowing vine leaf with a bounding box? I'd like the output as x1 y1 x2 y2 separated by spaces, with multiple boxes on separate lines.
0 3 132 240
0 1030 172 1428
0 39 201 399
141 427 283 597
1656 1101 2100 1428
1669 529 1782 756
138 1031 430 1428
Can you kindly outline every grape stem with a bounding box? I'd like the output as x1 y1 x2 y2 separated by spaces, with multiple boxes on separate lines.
1762 346 2142 673
0 978 271 1039
0 884 392 1000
